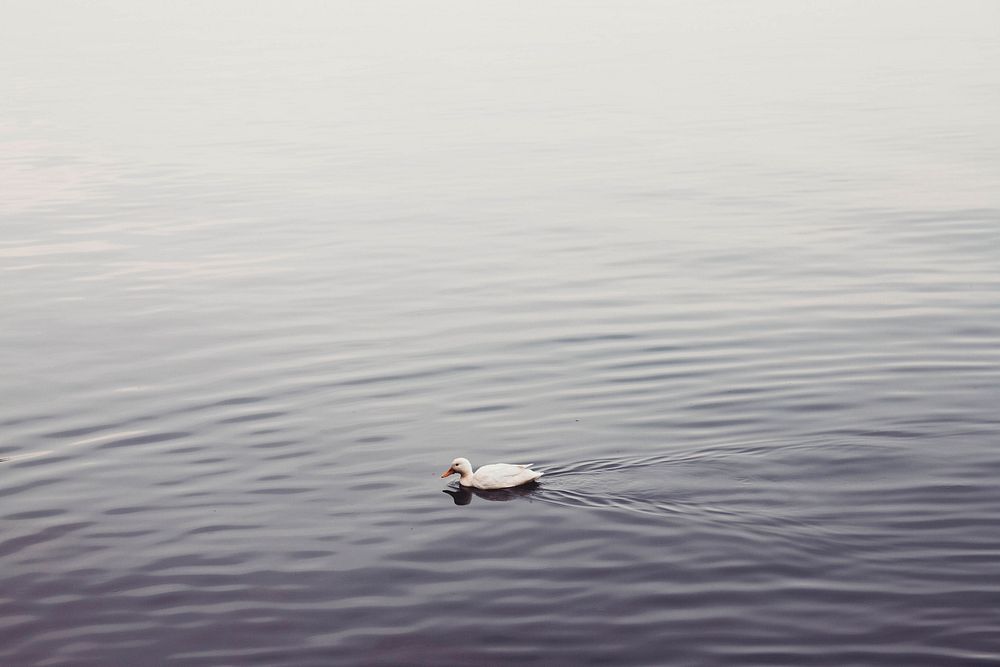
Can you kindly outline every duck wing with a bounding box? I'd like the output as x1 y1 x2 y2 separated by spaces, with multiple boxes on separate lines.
473 463 543 490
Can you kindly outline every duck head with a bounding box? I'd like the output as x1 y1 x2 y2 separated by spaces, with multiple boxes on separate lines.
440 457 473 483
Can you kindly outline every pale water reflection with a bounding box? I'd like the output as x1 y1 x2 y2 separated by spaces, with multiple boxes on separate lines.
443 484 541 506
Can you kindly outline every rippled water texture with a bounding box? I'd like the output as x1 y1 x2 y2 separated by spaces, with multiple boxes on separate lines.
3 2 1000 665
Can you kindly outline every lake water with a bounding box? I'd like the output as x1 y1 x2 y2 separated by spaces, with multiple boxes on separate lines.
2 2 1000 665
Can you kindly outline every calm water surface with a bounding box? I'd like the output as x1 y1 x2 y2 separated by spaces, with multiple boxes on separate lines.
3 2 1000 665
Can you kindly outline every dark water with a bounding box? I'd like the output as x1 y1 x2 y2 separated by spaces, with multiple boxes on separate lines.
3 2 1000 665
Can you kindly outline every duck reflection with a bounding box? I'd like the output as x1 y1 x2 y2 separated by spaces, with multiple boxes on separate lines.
442 482 541 506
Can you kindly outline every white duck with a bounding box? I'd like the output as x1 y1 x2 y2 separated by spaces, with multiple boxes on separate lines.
440 457 543 490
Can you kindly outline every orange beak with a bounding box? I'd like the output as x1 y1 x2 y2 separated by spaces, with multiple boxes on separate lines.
440 468 456 478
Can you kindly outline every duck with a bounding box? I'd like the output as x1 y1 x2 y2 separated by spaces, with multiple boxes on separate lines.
440 457 543 490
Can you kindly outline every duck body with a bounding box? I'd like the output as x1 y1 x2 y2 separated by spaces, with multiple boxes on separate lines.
441 457 543 490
